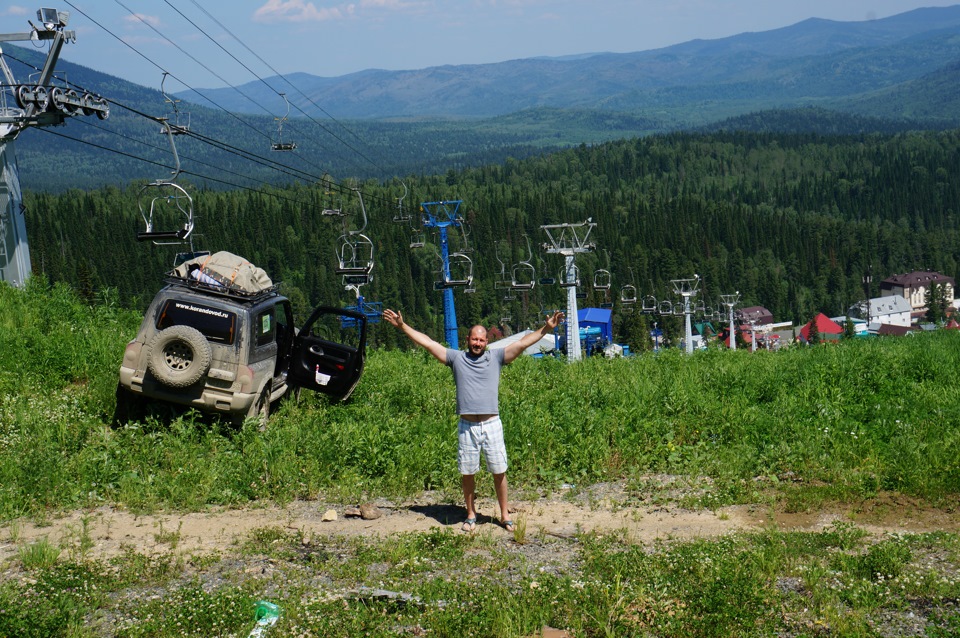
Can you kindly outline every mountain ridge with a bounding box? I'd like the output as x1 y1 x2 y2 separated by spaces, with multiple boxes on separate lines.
172 5 960 119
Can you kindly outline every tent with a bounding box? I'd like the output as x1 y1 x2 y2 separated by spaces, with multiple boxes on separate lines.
487 329 557 357
578 307 613 342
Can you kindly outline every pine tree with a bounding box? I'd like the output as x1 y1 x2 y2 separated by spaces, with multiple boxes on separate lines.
807 318 821 345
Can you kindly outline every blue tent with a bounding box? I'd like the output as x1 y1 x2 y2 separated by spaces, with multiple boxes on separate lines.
578 307 613 342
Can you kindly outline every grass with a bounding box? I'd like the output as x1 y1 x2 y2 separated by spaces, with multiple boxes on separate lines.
0 523 956 636
0 281 959 635
3 278 958 517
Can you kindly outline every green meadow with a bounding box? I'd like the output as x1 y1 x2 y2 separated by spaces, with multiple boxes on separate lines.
0 280 958 637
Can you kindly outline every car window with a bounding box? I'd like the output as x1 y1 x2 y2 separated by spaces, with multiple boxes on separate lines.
157 299 237 344
308 312 364 351
254 306 276 347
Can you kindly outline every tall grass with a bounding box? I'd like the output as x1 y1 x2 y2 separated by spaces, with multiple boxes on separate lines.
0 281 958 518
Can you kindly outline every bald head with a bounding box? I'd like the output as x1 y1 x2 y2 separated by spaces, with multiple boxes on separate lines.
467 324 488 356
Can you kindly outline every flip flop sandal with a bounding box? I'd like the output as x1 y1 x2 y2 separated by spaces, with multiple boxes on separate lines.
461 517 477 532
502 520 515 532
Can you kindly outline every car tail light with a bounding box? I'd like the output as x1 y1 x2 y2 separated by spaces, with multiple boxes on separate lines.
237 365 255 393
122 341 142 369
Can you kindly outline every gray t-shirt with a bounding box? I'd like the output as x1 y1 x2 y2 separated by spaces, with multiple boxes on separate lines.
445 348 506 415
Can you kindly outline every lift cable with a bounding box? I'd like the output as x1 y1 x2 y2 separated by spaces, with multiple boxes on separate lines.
0 48 322 186
13 5 404 209
35 126 316 205
110 0 342 178
179 0 387 178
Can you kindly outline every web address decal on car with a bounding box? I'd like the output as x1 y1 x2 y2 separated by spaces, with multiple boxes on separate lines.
174 302 230 319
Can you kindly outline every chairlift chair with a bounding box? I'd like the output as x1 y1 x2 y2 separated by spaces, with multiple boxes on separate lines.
334 188 374 275
659 300 674 315
436 252 474 289
509 235 537 290
271 93 297 151
558 263 580 288
159 72 189 135
136 181 194 244
511 262 536 290
409 229 425 249
620 284 638 304
137 119 194 244
593 269 611 291
392 182 411 223
641 295 658 313
335 234 375 276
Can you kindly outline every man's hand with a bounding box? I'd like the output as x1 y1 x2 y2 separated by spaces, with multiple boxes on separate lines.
383 308 404 329
545 310 565 332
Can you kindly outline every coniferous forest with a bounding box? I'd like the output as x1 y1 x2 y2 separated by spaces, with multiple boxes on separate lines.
23 128 960 351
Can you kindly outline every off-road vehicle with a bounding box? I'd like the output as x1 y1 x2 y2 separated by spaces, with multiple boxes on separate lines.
115 256 367 425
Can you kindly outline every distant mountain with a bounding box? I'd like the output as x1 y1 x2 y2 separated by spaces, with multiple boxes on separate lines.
175 5 960 121
6 6 960 192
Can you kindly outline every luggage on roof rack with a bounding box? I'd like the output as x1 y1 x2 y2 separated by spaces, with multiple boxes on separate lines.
169 251 275 299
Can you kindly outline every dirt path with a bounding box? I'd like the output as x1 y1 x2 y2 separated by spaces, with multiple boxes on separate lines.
3 484 957 561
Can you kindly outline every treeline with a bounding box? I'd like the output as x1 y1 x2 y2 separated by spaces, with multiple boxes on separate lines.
23 128 960 350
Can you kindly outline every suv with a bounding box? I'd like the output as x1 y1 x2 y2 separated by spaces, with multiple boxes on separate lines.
115 275 367 425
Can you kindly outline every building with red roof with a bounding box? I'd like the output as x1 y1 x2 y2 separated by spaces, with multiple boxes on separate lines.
798 313 844 343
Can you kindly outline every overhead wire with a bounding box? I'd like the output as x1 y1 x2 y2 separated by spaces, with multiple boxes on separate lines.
177 0 391 179
59 0 344 191
20 3 410 212
35 126 315 205
112 0 348 181
163 0 381 180
1 49 323 190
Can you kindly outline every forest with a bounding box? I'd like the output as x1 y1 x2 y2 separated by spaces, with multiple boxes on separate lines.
22 127 960 351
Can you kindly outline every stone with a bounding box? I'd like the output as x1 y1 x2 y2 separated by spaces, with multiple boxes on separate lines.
321 509 337 522
359 503 382 520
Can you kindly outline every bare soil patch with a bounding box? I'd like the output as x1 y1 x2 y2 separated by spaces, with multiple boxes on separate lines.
2 483 956 562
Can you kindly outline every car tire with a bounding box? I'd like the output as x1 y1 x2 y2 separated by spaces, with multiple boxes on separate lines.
147 325 212 388
237 385 270 429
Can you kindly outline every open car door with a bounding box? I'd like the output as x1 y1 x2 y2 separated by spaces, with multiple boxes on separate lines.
287 306 367 401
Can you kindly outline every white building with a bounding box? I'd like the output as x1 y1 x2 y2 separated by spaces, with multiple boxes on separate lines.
880 271 955 320
848 295 912 328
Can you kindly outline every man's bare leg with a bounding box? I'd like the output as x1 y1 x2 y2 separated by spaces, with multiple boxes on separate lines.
493 472 513 530
461 474 477 531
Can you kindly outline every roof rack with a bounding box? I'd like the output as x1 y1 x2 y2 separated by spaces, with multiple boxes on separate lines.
163 273 281 303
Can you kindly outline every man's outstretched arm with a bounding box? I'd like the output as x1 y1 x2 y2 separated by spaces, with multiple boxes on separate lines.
502 310 565 364
383 309 448 363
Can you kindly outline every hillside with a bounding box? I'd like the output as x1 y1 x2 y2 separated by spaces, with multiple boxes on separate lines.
23 129 960 350
0 282 957 636
176 6 960 120
5 7 960 192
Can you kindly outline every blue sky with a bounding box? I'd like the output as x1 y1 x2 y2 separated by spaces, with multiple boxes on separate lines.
4 1 958 94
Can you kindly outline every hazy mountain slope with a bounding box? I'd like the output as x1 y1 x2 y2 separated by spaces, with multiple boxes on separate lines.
173 6 960 119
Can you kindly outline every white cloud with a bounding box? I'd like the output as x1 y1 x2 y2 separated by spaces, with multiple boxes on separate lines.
253 0 426 23
5 6 30 17
122 13 162 28
253 0 350 23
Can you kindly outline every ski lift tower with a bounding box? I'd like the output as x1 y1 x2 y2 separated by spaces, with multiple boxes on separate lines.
541 219 596 362
421 200 470 347
0 8 109 287
720 291 740 350
671 275 701 354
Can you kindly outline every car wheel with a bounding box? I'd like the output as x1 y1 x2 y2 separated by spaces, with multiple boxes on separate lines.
147 325 212 388
239 385 270 429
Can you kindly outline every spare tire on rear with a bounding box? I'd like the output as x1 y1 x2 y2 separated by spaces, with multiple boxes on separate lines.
147 325 212 388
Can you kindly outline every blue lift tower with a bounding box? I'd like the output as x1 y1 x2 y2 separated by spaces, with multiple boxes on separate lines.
421 200 474 347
